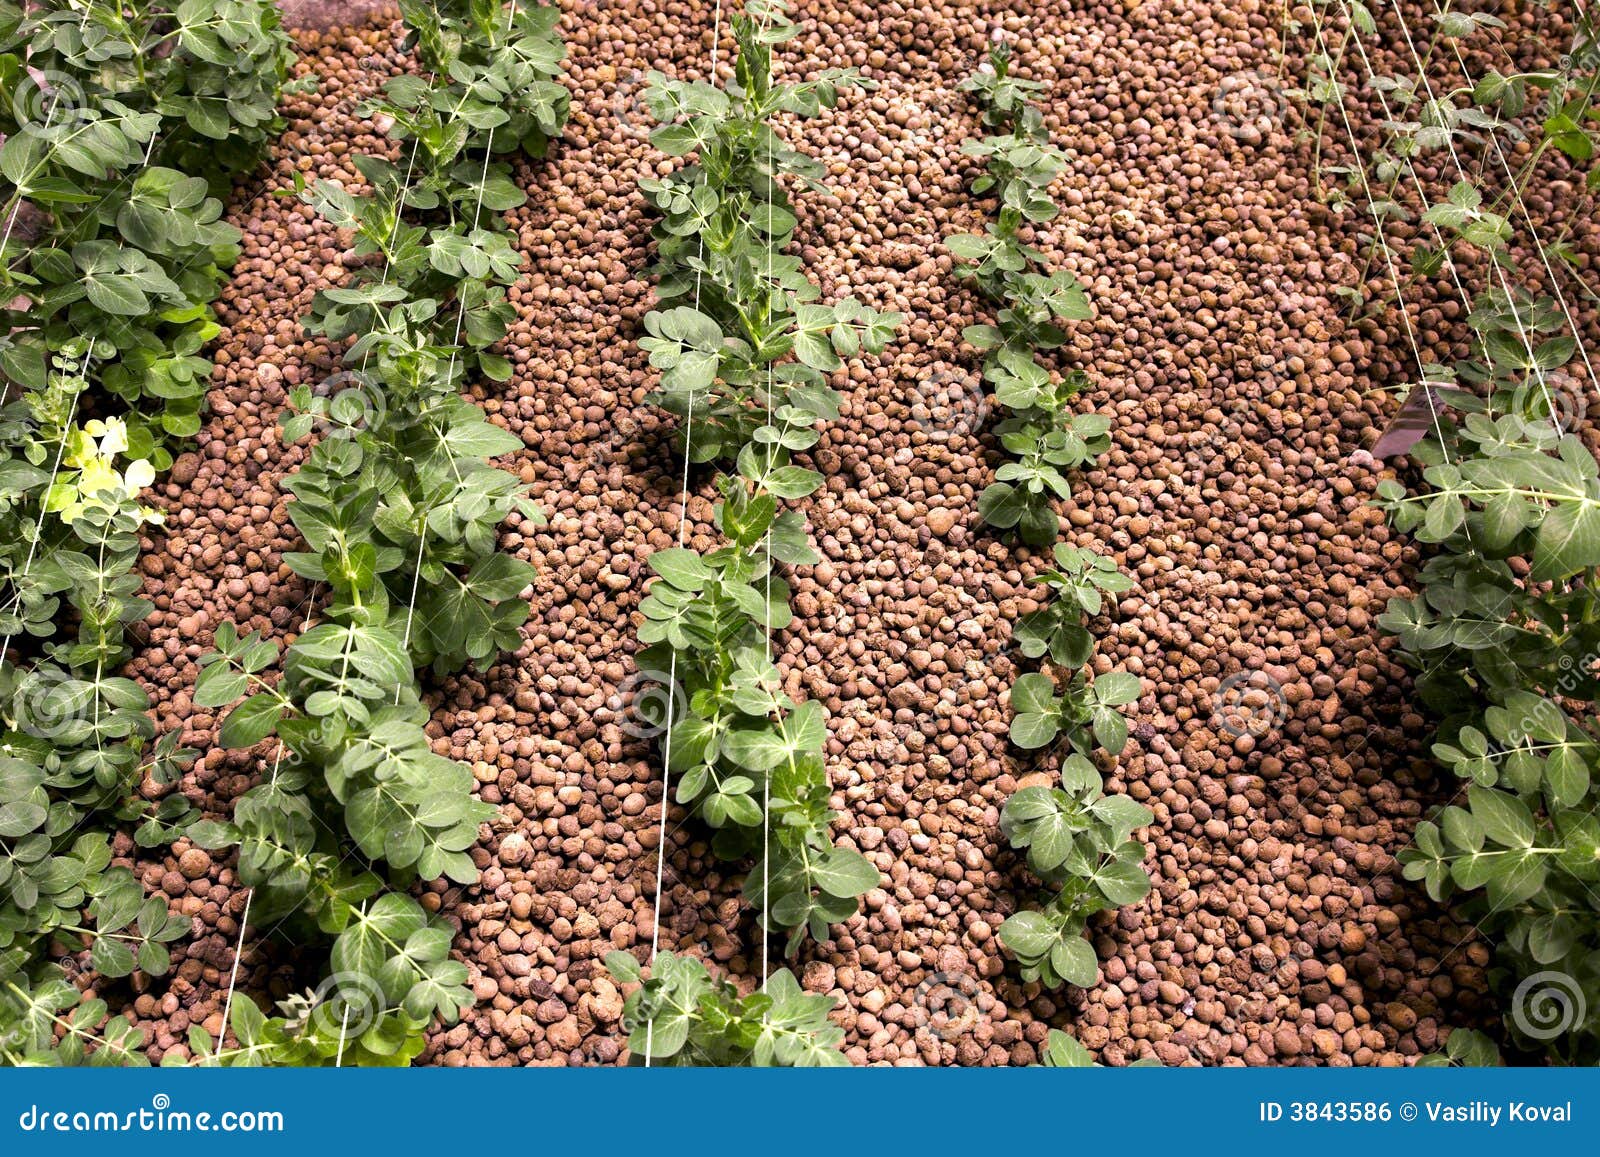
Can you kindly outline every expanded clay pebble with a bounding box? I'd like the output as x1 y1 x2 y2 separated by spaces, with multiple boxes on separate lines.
105 0 1600 1066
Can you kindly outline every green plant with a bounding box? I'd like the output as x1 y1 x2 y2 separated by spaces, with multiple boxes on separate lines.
637 542 878 944
610 0 898 1061
177 895 472 1067
0 0 292 433
183 1 569 1066
944 43 1147 996
397 0 570 159
637 2 896 465
0 0 291 1065
1415 1027 1501 1067
997 758 1151 988
1008 670 1141 754
1352 3 1600 1067
604 950 846 1066
947 40 1102 548
632 0 899 954
1013 544 1135 667
1039 1026 1160 1067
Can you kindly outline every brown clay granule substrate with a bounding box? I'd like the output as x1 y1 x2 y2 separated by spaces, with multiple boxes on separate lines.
99 0 1600 1065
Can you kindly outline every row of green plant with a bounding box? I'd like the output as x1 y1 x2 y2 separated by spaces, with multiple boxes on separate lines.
1297 1 1600 1063
0 0 294 1065
185 0 571 1066
602 0 900 1065
947 40 1107 547
946 43 1152 998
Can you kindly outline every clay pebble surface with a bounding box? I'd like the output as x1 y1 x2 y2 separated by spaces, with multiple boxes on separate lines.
99 0 1600 1065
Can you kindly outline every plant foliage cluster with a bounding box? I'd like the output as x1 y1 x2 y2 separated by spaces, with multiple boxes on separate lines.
603 948 847 1066
607 0 901 1065
947 40 1106 548
0 0 292 1065
185 0 569 1066
1297 3 1600 1062
945 44 1152 995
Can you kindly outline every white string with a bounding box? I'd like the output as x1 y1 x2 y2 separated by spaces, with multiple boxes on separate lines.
215 886 252 1062
1327 1 1477 317
644 0 725 1067
399 0 514 661
756 0 780 999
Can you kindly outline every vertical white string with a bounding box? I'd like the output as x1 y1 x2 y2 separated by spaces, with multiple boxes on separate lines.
644 0 725 1067
1305 5 1466 485
755 0 781 1001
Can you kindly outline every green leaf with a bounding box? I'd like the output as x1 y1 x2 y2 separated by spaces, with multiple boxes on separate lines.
1531 499 1600 580
1011 711 1060 750
1092 671 1141 705
1011 673 1058 716
218 694 285 749
648 548 713 591
1050 934 1098 987
812 847 878 898
1467 785 1535 849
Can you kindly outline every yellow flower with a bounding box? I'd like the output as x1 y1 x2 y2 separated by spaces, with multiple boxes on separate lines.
84 416 129 456
62 427 96 471
77 456 120 497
